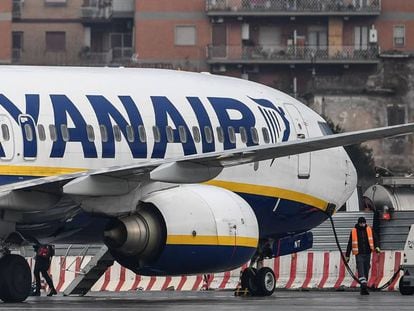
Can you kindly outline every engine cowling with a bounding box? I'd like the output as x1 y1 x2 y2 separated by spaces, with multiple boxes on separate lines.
104 184 259 275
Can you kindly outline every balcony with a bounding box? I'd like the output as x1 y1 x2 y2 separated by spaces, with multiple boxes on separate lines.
81 0 134 21
207 44 380 64
206 0 381 16
80 49 113 65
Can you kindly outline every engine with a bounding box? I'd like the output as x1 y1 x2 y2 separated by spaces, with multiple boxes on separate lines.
103 184 259 276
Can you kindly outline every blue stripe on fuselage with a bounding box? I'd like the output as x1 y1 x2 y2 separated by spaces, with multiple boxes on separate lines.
237 192 328 239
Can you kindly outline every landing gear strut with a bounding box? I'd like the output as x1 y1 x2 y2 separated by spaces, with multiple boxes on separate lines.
239 241 276 296
0 254 32 302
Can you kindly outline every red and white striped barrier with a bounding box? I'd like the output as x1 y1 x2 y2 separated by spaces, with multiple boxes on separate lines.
28 250 404 293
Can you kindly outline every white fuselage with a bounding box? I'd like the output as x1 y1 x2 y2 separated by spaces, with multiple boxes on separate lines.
0 66 356 215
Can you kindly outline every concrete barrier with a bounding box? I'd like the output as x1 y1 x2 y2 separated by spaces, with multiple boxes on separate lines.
28 250 404 293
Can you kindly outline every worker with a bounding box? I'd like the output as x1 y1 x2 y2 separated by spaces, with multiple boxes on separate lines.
345 216 381 295
32 244 57 297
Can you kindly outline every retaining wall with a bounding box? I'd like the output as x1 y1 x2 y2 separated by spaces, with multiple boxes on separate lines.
29 250 404 293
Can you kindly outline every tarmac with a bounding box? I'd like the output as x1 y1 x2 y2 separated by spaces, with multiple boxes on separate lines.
0 290 412 311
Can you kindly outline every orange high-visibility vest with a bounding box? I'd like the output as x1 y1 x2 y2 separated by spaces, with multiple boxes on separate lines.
351 226 374 255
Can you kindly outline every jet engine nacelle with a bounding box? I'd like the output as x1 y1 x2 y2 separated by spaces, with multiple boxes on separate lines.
104 184 259 275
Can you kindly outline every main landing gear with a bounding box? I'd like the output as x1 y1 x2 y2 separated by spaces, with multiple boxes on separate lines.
0 249 32 303
240 266 276 296
238 241 276 296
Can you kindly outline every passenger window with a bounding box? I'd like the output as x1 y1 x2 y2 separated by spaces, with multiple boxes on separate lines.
178 125 187 143
1 124 10 141
38 124 46 141
251 127 259 144
153 126 161 143
204 126 213 144
228 126 236 144
126 125 134 142
100 125 108 142
24 124 33 142
49 125 57 142
61 124 69 142
239 126 247 143
166 126 174 143
86 125 95 142
113 125 121 142
192 126 201 143
262 127 270 144
216 127 224 143
138 125 146 143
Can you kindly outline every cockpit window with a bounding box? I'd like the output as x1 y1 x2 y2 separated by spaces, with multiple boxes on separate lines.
318 122 333 136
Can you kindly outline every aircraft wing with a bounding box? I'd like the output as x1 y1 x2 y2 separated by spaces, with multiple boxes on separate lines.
0 122 413 197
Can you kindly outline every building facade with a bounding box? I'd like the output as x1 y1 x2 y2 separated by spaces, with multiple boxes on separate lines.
0 1 12 64
10 0 134 66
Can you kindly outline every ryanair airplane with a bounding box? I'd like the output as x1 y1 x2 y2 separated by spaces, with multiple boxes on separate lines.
0 66 412 302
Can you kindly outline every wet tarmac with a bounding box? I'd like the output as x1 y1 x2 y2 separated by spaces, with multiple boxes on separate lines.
0 290 412 311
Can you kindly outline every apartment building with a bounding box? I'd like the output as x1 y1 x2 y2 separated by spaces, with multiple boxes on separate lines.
0 1 12 64
11 0 134 66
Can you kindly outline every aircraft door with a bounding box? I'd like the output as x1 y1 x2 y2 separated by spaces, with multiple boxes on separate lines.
18 114 37 160
284 104 311 179
0 115 14 161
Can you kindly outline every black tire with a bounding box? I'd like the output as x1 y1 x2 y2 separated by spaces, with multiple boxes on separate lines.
256 267 276 296
399 276 414 296
0 254 32 302
240 268 261 296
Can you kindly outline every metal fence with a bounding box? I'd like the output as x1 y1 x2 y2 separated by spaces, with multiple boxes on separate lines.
207 45 379 62
310 212 373 251
379 211 414 250
206 0 381 13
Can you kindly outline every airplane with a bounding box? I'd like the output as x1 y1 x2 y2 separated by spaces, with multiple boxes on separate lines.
0 66 413 302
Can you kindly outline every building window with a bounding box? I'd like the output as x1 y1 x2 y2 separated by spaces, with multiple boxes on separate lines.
12 31 23 62
44 0 67 6
394 25 405 47
354 26 368 50
387 105 405 126
175 26 196 46
46 32 66 52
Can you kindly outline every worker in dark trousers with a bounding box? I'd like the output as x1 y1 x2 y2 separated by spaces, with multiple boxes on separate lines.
345 217 381 295
32 244 57 296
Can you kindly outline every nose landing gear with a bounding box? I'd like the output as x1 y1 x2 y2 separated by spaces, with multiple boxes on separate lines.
240 266 276 296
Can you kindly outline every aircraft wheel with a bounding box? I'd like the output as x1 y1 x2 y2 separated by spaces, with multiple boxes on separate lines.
0 254 32 302
399 276 414 295
256 267 276 296
240 268 260 296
